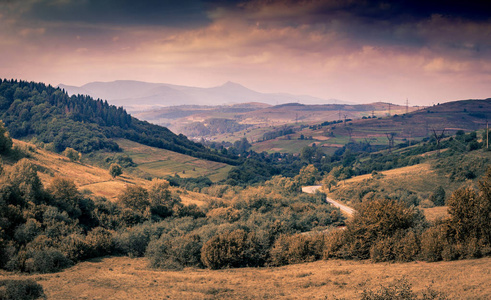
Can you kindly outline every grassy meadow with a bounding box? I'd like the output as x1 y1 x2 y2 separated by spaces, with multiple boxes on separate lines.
1 256 489 299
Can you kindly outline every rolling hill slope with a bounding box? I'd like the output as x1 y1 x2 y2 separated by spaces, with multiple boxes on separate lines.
0 79 238 165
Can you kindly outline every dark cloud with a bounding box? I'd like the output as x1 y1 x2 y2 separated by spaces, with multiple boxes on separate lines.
24 0 216 28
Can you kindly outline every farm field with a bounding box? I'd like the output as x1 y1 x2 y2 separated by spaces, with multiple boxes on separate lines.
114 139 233 182
2 256 489 299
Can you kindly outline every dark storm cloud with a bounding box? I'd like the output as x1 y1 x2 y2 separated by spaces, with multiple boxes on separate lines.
23 0 220 28
238 0 491 23
232 0 491 57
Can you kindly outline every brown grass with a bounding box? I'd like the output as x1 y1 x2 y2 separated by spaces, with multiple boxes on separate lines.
13 140 148 201
344 164 433 184
422 206 450 223
12 140 219 205
1 256 489 299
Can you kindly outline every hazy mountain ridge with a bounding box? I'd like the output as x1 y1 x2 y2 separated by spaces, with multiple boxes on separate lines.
59 80 348 110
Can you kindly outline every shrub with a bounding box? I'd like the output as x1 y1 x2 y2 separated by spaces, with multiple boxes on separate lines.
109 163 122 178
342 199 420 259
25 248 72 273
148 179 177 219
323 230 348 259
146 234 202 270
59 233 88 262
118 186 149 213
47 177 81 218
0 279 45 300
429 186 446 206
269 233 326 266
420 223 452 262
360 278 448 300
176 204 206 219
63 147 80 162
114 225 152 257
0 121 13 154
14 219 42 245
84 227 114 258
370 230 421 262
206 207 241 222
361 278 416 300
200 229 264 269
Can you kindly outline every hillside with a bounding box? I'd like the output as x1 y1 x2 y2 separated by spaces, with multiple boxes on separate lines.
59 80 346 111
9 139 211 206
247 99 491 154
111 139 233 182
134 99 490 157
133 101 413 140
0 79 238 165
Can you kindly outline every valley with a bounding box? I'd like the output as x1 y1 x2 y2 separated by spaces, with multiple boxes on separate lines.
0 79 490 300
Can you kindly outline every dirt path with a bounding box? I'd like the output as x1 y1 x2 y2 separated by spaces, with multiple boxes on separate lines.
302 185 356 217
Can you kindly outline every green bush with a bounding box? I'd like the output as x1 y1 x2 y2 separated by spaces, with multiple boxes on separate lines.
114 226 152 257
109 163 122 178
370 230 421 262
59 233 88 262
200 229 264 269
429 186 446 206
118 186 149 212
146 234 202 270
25 248 72 273
84 227 114 258
0 120 13 154
269 233 326 266
0 279 45 300
420 223 452 262
342 199 421 259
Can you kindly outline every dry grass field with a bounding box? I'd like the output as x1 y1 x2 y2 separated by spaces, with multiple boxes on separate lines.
342 164 434 185
1 256 489 299
12 140 213 205
12 140 148 201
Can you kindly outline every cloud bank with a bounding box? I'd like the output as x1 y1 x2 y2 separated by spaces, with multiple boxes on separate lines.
1 0 490 104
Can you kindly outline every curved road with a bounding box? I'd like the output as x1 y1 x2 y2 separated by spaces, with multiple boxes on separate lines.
302 185 356 217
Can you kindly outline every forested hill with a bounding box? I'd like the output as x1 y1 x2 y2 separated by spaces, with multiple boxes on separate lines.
0 79 239 164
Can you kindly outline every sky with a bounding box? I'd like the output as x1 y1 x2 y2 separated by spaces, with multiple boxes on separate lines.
1 0 490 105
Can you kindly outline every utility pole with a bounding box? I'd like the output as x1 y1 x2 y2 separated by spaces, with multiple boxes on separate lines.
343 114 348 126
372 110 375 118
405 98 409 114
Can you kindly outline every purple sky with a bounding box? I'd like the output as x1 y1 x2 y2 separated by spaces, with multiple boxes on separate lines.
1 0 490 105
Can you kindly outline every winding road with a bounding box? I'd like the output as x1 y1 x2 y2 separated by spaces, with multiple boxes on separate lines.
302 185 356 217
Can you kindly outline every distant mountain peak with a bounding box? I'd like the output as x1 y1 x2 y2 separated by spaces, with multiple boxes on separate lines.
60 80 348 109
218 81 250 90
221 81 241 86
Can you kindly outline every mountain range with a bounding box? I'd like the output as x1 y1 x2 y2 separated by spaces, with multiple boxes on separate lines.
58 80 347 111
